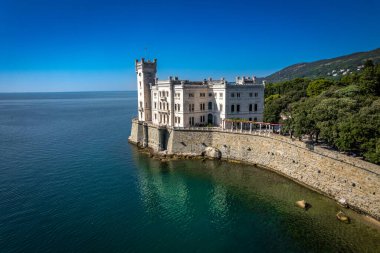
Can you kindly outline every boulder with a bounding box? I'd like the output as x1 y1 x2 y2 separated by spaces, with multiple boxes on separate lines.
336 211 350 223
204 147 221 159
338 198 348 208
295 200 311 210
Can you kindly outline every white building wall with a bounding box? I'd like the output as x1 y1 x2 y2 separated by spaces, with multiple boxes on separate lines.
135 59 265 127
135 58 156 122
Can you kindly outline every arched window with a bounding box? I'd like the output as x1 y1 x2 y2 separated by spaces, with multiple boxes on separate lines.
208 102 212 110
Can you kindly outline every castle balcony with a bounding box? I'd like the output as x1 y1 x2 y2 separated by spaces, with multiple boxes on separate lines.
158 109 170 115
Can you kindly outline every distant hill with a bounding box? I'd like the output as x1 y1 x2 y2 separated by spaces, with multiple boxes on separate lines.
264 48 380 83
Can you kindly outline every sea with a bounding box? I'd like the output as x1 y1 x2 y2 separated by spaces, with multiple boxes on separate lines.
0 91 379 253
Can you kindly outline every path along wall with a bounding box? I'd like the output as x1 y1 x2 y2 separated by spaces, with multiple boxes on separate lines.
129 120 380 220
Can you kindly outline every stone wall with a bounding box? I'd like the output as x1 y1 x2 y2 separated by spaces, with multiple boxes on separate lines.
128 120 143 145
129 120 380 220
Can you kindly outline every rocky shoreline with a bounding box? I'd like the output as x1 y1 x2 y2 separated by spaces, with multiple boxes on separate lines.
133 143 380 226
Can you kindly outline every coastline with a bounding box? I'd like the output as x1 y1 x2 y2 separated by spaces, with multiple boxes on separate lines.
132 143 380 230
129 120 380 222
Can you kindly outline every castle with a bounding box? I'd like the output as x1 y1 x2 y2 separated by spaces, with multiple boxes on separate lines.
130 59 380 221
135 58 265 127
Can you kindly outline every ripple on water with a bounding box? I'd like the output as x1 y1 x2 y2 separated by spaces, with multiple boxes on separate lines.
0 92 379 253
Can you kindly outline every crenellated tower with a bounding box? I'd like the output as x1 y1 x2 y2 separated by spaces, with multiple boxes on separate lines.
135 58 157 121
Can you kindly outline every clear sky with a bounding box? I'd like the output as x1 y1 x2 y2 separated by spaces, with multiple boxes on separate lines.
0 0 379 92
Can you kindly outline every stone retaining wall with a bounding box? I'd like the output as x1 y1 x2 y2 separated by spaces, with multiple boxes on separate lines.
129 120 380 220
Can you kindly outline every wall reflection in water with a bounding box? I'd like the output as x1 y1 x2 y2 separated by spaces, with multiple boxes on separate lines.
131 149 380 253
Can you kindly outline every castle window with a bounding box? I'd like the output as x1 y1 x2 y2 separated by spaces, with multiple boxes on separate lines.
160 102 162 109
200 103 205 111
249 93 253 97
189 117 194 126
178 104 181 111
166 91 169 97
254 117 257 121
249 104 252 111
208 102 212 110
231 104 235 112
139 81 141 88
139 73 141 77
219 93 223 98
154 102 157 109
208 93 212 97
237 104 240 112
200 93 205 97
231 93 235 97
154 93 157 97
237 93 240 98
254 104 258 111
189 93 194 98
155 114 157 120
255 92 258 97
249 118 252 121
219 103 223 112
175 104 177 111
178 117 181 124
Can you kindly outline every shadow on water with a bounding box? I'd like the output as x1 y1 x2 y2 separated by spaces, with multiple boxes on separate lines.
132 146 380 253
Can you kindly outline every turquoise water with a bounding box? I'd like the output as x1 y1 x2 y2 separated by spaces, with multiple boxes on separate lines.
0 91 379 253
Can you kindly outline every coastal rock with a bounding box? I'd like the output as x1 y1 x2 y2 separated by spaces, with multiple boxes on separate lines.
204 147 221 159
336 211 350 223
338 198 349 208
296 200 311 210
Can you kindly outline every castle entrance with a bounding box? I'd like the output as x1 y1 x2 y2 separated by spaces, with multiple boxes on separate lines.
208 113 213 125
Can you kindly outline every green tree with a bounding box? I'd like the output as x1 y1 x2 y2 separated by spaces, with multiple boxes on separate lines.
311 98 358 145
306 79 334 97
336 99 380 163
286 98 319 140
359 61 380 95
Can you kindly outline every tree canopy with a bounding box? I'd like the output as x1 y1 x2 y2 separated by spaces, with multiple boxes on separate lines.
264 62 380 164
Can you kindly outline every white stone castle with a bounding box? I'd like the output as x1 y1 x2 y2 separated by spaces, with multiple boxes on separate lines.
135 58 264 128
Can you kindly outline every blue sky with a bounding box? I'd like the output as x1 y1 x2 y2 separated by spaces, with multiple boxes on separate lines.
0 0 379 92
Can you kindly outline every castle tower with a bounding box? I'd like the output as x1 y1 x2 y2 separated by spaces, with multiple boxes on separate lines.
135 58 157 122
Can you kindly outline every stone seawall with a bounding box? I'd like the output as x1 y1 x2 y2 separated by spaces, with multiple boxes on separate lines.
129 120 380 220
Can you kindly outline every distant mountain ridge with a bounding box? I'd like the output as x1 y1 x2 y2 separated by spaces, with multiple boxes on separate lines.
264 48 380 83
